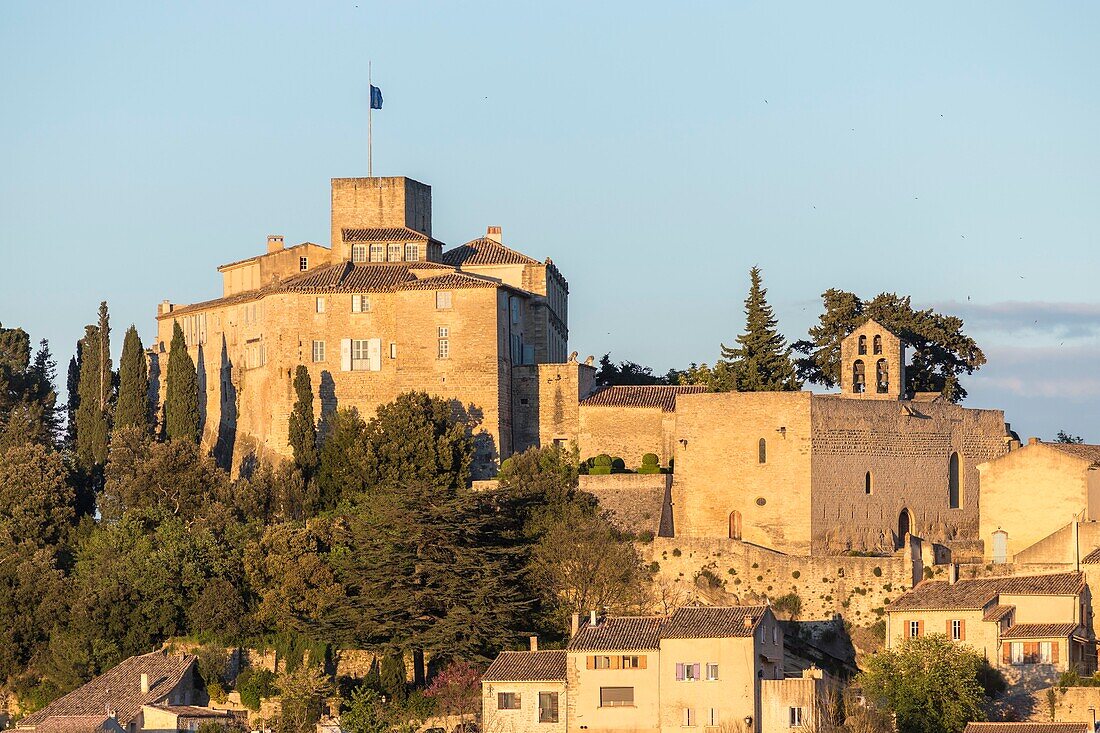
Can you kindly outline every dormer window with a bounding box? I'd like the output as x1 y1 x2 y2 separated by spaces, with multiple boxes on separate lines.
369 244 384 262
351 244 367 263
405 243 419 261
388 243 402 262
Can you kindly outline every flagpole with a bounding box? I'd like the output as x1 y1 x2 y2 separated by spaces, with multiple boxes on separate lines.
368 60 373 177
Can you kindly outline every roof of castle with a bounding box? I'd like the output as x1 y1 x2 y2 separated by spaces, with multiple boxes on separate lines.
342 227 445 246
999 623 1080 640
18 651 195 728
482 650 567 682
579 385 710 413
964 725 1091 733
441 237 540 267
887 572 1085 612
1044 442 1100 466
1082 548 1100 564
395 271 500 290
217 241 325 271
567 616 665 651
28 717 118 733
661 605 769 639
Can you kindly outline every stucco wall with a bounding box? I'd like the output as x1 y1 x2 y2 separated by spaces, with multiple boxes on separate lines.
482 680 566 733
566 650 659 733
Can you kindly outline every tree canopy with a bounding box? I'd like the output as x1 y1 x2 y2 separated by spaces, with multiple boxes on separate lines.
717 267 800 392
165 321 200 443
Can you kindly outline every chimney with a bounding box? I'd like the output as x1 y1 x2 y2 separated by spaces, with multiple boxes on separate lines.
267 234 285 253
486 226 502 243
158 300 173 316
140 673 150 694
571 613 580 637
1029 437 1041 446
589 609 597 626
529 636 538 652
948 564 958 585
743 615 756 629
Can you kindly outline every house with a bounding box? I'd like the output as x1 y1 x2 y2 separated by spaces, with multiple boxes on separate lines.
482 606 828 733
885 571 1095 682
963 724 1093 733
15 650 232 733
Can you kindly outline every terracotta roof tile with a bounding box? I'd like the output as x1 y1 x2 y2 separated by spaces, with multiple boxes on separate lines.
888 572 1085 611
396 272 500 291
580 385 709 413
1045 442 1100 467
1083 548 1100 565
964 724 1091 733
217 242 324 271
279 262 454 293
19 651 195 728
31 717 118 733
567 616 665 651
341 227 442 245
661 606 769 639
983 605 1015 622
482 651 567 682
999 623 1080 640
441 238 539 266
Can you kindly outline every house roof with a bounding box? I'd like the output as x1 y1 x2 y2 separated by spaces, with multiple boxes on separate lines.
579 385 710 413
19 651 195 728
1045 442 1100 467
395 272 500 291
341 227 444 247
441 238 540 267
1082 548 1100 565
999 623 1080 640
30 717 118 733
661 606 769 639
887 572 1085 611
217 242 325 271
983 605 1015 622
963 725 1091 733
482 650 567 682
567 616 665 651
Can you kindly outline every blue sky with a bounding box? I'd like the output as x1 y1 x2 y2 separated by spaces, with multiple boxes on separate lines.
2 1 1097 440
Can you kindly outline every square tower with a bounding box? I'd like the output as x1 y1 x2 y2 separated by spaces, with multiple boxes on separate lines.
330 177 432 259
839 319 905 399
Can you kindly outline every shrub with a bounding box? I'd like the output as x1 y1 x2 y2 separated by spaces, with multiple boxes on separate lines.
611 457 626 472
772 592 802 620
873 566 883 577
923 566 934 579
590 454 613 475
648 561 660 573
695 568 723 589
791 570 800 579
637 530 655 543
638 453 661 474
672 548 682 557
237 668 278 711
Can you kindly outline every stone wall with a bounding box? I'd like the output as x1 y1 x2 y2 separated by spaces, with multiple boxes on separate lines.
330 177 432 258
577 405 675 468
511 363 595 455
579 474 672 537
1036 686 1100 723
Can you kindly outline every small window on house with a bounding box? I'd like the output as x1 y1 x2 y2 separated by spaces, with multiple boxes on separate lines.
315 297 325 313
705 663 718 680
773 626 778 644
388 243 402 262
707 708 718 726
682 708 695 727
436 291 453 309
909 621 920 638
352 339 369 371
675 662 700 681
789 707 804 727
404 243 419 261
951 619 963 641
758 438 767 464
594 656 611 669
510 298 521 324
858 335 867 355
873 334 882 355
351 294 370 313
865 471 873 495
438 327 450 359
497 692 521 710
538 692 559 723
351 244 367 263
369 244 384 262
389 342 397 359
599 687 633 707
299 256 308 271
622 655 642 669
311 340 325 362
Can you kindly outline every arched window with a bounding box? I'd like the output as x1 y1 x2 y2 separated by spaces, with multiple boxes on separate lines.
898 508 912 539
729 510 742 540
949 452 962 508
876 358 889 394
853 360 866 393
858 335 867 355
873 335 882 355
865 471 873 494
758 438 767 464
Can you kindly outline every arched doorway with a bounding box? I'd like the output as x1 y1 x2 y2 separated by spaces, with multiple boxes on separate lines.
729 510 742 540
898 508 912 539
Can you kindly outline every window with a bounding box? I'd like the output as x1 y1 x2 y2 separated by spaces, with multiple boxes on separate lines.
405 243 419 261
352 294 370 313
436 290 453 309
873 334 882 355
789 707 804 727
388 243 402 262
599 687 633 707
728 511 741 540
773 626 778 644
299 256 308 271
949 452 962 509
594 656 611 670
682 708 695 727
352 339 369 370
622 655 643 669
438 327 450 359
538 692 558 723
369 244 384 262
510 298 521 324
311 340 325 363
707 708 718 727
675 663 700 681
758 438 767 464
853 359 866 393
497 692 521 710
909 621 921 638
759 625 765 644
865 471 873 495
705 663 718 681
1041 641 1053 664
951 619 963 641
351 244 367 263
315 297 326 313
876 358 889 393
389 342 397 359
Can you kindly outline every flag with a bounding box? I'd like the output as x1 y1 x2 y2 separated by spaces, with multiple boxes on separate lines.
370 85 383 110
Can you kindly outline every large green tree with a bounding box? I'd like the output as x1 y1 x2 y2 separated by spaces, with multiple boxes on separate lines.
0 443 76 549
859 634 999 733
718 267 801 392
288 366 319 480
794 290 985 402
315 407 368 510
0 325 61 450
74 323 110 468
165 321 200 443
115 326 150 433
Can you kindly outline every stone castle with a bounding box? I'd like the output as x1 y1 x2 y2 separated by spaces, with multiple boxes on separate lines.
156 174 1017 555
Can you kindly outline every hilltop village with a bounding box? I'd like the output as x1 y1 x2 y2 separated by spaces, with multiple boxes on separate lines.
3 175 1099 733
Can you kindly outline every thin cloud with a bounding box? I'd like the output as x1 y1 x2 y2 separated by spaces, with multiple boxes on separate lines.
937 300 1100 339
970 344 1100 399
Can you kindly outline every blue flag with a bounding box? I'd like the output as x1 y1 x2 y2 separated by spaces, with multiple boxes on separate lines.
370 85 383 110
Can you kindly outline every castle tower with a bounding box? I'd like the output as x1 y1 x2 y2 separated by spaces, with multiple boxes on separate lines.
839 318 905 399
330 176 433 261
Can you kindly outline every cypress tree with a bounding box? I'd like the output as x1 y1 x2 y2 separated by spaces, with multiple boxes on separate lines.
65 344 81 449
719 267 801 392
95 301 113 413
165 321 200 443
288 365 319 479
115 325 150 433
74 325 109 468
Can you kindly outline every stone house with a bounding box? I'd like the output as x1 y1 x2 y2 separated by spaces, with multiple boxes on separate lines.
979 441 1100 564
963 725 1092 733
482 606 826 733
885 571 1095 682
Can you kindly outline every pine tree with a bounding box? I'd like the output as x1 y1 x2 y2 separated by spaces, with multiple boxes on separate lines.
75 325 109 468
288 366 319 479
165 321 200 443
719 267 801 392
116 326 150 433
